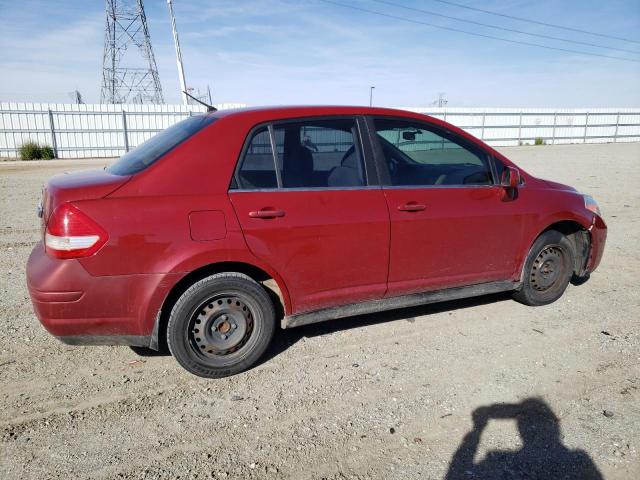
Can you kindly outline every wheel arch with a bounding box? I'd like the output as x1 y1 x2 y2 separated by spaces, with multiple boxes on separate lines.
518 217 592 283
149 261 290 351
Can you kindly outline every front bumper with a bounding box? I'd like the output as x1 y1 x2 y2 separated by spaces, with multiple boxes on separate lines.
586 214 607 273
26 242 178 347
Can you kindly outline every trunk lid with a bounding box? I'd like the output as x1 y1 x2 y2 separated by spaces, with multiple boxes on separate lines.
40 169 131 226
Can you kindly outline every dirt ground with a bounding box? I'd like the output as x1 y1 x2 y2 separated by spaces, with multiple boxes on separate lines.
1 143 639 480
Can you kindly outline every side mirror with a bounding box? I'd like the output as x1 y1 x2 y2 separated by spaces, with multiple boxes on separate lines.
500 166 521 189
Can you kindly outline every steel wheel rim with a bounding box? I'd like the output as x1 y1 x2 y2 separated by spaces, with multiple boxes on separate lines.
189 294 255 357
530 246 566 292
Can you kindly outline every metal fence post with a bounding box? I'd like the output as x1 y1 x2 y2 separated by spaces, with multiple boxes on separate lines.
122 110 129 152
518 111 522 144
583 112 589 143
551 112 557 145
47 109 58 158
614 112 620 143
480 112 486 140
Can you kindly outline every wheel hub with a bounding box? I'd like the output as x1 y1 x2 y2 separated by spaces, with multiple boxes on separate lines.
190 296 253 356
530 246 564 292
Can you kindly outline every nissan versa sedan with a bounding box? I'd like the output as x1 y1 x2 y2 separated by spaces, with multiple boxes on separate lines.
27 106 607 378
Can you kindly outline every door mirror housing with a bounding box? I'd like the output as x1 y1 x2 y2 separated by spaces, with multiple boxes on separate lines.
500 166 521 188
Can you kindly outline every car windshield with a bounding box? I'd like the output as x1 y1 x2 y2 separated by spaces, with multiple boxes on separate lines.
107 114 216 175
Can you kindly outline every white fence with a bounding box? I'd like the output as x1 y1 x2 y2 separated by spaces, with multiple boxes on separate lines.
0 102 237 159
1 103 639 159
402 107 640 147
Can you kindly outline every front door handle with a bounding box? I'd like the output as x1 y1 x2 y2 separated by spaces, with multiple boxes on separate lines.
397 203 426 212
249 209 285 219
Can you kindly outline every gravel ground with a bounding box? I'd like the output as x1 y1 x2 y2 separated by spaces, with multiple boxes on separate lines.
1 143 639 480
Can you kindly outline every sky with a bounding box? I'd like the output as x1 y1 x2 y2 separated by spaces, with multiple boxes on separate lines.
0 0 639 107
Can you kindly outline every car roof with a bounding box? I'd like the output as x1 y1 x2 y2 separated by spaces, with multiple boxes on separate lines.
208 105 429 121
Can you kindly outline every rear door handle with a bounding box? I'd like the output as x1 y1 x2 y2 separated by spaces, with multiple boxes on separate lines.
397 203 426 212
249 209 285 219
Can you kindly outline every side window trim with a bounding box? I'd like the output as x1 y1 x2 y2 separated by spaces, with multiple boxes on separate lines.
231 115 378 192
366 115 497 188
232 123 277 190
355 116 380 187
363 115 391 186
488 154 500 186
267 123 283 189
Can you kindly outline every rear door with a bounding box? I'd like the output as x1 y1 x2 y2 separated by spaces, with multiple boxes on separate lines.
368 116 525 297
229 117 390 314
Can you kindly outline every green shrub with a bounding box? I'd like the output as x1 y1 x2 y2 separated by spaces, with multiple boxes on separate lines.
40 146 55 159
19 141 55 160
534 137 545 146
19 141 42 160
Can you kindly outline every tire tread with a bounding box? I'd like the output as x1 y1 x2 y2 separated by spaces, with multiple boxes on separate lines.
167 272 275 378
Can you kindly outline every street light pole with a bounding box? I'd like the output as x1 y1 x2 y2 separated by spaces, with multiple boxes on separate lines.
369 86 375 107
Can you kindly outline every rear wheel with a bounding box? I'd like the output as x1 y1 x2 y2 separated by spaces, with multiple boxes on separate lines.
513 230 574 306
167 273 275 378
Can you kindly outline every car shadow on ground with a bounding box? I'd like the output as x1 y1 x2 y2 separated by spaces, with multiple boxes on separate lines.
135 291 538 364
444 397 603 480
262 291 513 364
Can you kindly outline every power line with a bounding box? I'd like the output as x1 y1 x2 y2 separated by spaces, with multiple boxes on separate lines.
318 0 640 63
429 0 640 45
372 0 640 55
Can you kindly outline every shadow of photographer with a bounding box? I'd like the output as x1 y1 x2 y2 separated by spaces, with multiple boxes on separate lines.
445 398 602 480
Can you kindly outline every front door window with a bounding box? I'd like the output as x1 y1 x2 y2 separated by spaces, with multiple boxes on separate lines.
374 118 493 187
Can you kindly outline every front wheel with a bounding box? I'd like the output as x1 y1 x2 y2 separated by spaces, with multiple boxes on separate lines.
513 230 575 306
167 273 275 378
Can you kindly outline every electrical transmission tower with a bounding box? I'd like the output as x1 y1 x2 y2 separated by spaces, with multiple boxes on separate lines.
101 0 164 104
432 92 448 108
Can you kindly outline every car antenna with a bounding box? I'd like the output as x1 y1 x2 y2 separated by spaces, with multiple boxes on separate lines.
183 91 217 112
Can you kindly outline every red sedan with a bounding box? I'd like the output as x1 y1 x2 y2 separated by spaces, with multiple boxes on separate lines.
27 106 607 377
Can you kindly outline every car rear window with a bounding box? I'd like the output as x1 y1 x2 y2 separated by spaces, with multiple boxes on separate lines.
107 114 216 175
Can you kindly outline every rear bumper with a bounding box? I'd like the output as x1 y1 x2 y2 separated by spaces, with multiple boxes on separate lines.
26 242 178 347
586 214 607 273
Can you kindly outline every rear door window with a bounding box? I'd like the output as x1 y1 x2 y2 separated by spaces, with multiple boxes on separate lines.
236 127 278 189
273 118 366 188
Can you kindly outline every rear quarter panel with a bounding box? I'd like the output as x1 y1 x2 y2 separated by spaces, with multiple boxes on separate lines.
75 115 293 323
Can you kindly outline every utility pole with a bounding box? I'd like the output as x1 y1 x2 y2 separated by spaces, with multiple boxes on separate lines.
167 0 188 105
369 86 375 107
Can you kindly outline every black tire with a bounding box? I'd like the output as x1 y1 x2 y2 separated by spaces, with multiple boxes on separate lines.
513 230 575 306
167 272 275 378
129 345 168 357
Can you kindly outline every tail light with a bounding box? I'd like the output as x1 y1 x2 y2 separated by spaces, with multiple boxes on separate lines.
45 203 108 259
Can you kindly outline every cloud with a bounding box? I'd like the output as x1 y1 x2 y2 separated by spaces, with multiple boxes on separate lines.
0 0 638 106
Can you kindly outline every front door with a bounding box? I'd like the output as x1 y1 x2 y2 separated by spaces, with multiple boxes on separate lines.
369 117 524 297
229 117 389 314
